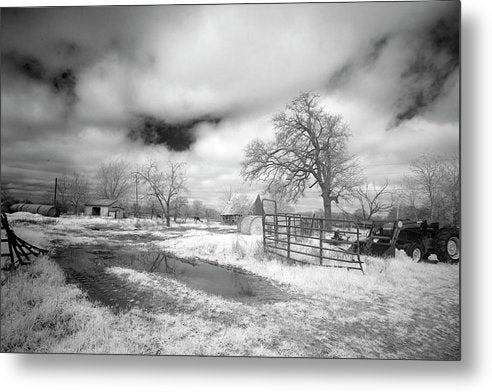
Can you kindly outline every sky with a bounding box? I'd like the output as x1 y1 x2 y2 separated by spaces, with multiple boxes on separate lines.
1 1 460 212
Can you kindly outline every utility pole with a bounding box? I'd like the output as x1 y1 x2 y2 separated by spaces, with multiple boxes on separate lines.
53 177 58 206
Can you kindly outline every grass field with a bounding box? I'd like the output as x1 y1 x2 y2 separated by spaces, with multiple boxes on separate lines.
1 213 460 358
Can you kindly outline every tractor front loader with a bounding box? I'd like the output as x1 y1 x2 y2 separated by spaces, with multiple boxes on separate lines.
357 219 460 263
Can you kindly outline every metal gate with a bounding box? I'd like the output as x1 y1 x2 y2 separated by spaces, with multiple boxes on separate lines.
261 200 364 273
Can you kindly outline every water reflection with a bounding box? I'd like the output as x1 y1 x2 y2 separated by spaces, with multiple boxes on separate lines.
54 245 288 304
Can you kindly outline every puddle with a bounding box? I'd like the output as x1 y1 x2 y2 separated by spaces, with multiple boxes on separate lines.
52 244 288 312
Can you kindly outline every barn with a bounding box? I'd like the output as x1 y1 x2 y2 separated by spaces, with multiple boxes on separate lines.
220 194 264 224
84 199 125 218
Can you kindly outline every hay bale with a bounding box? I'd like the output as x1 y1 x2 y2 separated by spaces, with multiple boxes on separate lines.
237 215 263 235
9 203 59 217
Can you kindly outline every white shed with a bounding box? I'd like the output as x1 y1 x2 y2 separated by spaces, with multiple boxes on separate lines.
84 199 125 218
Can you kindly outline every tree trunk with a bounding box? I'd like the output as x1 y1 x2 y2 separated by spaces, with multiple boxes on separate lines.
165 201 171 227
322 193 332 220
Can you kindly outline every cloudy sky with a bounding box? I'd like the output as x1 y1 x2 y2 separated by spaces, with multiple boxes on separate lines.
1 1 459 211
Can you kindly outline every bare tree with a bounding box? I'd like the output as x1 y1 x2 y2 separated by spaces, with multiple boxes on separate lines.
230 195 251 216
46 175 72 213
1 184 15 207
410 153 444 222
191 200 205 218
220 186 234 208
135 161 186 227
262 179 295 213
400 175 420 220
438 152 460 225
95 159 130 199
353 179 394 220
242 92 361 219
170 196 189 222
204 207 220 221
64 173 90 214
42 174 84 213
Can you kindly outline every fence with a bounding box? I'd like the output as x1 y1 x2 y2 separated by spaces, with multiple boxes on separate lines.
262 211 364 273
1 212 48 271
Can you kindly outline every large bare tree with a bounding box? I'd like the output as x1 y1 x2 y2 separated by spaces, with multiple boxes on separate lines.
242 92 361 219
95 159 130 199
135 161 186 227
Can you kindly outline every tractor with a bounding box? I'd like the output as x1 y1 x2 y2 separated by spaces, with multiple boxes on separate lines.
356 220 460 263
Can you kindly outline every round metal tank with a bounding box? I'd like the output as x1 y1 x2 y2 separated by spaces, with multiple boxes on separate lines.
237 215 263 235
10 203 60 217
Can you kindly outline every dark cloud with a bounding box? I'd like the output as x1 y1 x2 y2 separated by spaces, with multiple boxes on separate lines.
20 57 47 81
51 68 77 105
365 37 389 65
392 6 459 127
2 52 48 81
128 115 222 151
3 51 78 108
326 36 389 90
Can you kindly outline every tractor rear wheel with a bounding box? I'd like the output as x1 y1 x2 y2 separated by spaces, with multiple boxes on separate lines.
406 243 424 262
435 228 460 263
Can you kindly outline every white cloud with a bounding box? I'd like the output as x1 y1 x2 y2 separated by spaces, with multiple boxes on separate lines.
1 2 459 211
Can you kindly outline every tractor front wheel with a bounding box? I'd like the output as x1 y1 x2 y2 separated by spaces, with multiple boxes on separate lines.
435 228 460 263
406 243 424 262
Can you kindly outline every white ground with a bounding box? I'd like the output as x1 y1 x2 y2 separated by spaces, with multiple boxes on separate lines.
2 212 460 358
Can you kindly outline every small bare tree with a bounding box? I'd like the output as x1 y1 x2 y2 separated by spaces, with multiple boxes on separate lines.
220 186 234 208
1 184 15 205
170 196 189 222
400 175 420 220
95 159 130 199
353 180 394 220
410 153 444 222
191 200 205 218
242 92 361 219
64 173 90 214
230 195 251 215
135 161 186 227
438 152 460 225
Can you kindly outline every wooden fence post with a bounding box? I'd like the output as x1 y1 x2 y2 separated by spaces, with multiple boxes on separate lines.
309 213 315 236
287 216 291 260
274 214 278 246
319 218 323 265
262 214 266 251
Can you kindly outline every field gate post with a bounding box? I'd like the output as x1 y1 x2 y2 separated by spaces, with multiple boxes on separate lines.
262 213 266 251
356 224 364 274
319 218 323 265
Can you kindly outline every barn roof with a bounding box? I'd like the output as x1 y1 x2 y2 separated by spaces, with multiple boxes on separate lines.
221 193 262 216
85 199 121 207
